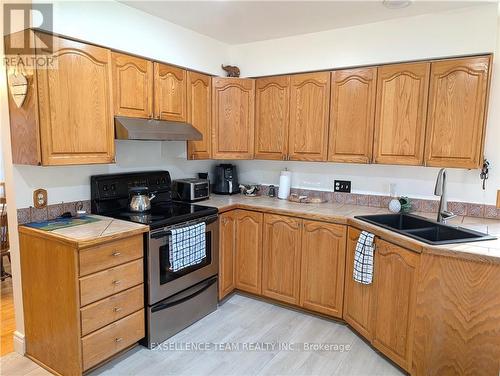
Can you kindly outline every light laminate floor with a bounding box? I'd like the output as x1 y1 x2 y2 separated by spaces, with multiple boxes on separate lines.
0 294 404 376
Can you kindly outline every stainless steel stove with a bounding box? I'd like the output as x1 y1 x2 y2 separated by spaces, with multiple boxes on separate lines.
91 171 219 348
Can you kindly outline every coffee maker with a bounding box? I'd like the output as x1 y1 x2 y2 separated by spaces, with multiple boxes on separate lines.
213 164 239 195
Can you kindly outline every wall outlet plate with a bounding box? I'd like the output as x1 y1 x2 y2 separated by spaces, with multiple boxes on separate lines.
334 180 351 193
33 188 47 209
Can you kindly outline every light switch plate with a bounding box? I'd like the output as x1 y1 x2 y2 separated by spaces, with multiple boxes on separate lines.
497 190 500 209
33 188 47 209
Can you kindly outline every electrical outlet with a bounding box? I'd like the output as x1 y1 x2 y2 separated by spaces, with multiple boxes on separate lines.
33 188 47 209
334 180 351 193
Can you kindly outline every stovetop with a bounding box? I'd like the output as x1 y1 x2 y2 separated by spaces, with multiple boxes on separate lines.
90 171 218 229
102 201 218 228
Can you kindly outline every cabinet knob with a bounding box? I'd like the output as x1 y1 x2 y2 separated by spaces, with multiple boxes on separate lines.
113 280 121 285
115 337 123 343
112 251 121 257
113 306 122 312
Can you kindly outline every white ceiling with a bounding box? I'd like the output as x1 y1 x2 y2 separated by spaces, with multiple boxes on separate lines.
121 1 492 44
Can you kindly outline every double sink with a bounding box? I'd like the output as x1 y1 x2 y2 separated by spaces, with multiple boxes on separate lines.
355 213 496 245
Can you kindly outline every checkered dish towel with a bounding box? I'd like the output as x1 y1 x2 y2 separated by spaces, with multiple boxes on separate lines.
169 222 206 272
353 231 375 284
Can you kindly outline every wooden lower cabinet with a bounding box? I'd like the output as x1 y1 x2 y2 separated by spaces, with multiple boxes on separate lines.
412 253 500 376
218 211 237 299
343 227 374 340
218 210 263 298
300 220 346 317
234 210 263 294
262 214 302 305
19 228 146 375
371 238 419 372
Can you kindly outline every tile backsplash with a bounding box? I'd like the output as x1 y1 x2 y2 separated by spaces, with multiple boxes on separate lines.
257 185 500 219
17 200 91 225
16 188 500 224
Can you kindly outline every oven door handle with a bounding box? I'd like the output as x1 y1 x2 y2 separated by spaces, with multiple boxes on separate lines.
151 278 217 313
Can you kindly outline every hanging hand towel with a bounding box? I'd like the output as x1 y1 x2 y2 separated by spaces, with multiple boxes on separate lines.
353 231 375 284
169 222 206 272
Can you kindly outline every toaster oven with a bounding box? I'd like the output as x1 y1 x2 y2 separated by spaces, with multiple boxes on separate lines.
173 178 210 202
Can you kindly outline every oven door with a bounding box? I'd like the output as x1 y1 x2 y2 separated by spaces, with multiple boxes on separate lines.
147 215 218 305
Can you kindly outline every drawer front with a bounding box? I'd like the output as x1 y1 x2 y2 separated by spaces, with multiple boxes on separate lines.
82 309 144 371
80 259 143 306
79 235 143 276
81 285 144 336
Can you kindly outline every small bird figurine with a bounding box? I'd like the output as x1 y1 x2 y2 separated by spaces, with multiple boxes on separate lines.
221 64 240 78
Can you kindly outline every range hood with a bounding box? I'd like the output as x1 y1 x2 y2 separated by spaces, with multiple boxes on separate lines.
114 116 202 141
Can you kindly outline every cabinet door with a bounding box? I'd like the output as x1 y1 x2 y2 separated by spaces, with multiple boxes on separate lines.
254 76 290 160
212 78 255 159
234 210 263 294
262 214 302 305
154 63 187 121
35 34 115 165
425 56 490 168
343 227 374 340
111 52 153 118
187 71 212 160
289 72 330 161
373 62 430 166
372 239 419 372
219 212 236 300
300 221 346 318
329 68 377 163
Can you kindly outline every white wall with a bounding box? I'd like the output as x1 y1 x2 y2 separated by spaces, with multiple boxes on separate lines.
229 4 500 205
230 5 497 77
13 0 230 208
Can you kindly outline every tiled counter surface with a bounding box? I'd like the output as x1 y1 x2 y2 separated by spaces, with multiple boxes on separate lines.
204 194 500 263
18 215 149 248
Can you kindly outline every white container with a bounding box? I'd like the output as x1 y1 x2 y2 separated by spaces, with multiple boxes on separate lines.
278 169 292 200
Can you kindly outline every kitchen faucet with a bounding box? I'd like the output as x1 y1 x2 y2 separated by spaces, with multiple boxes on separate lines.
434 168 456 223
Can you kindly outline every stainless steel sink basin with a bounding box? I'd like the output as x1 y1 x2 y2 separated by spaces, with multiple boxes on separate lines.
355 213 496 245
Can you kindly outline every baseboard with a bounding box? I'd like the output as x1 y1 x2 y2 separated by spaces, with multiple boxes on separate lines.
13 331 25 355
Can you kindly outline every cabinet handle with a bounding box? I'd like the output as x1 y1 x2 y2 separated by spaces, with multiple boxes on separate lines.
115 337 123 343
113 307 123 312
113 280 121 285
112 252 121 257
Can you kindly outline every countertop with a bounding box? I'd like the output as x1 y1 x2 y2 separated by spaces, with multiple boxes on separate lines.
203 194 500 263
19 214 149 248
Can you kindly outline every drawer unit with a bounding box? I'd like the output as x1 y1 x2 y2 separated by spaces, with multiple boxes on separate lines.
80 285 144 336
80 259 143 306
82 309 145 371
79 235 143 276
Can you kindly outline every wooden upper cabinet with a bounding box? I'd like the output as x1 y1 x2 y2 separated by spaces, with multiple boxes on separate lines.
234 210 263 295
262 214 302 305
329 68 377 163
425 56 491 168
154 62 187 121
343 227 374 340
35 34 115 165
300 221 346 318
372 239 419 372
111 52 153 118
289 72 330 161
187 71 212 160
212 77 255 159
373 62 430 166
219 211 236 300
254 76 290 160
